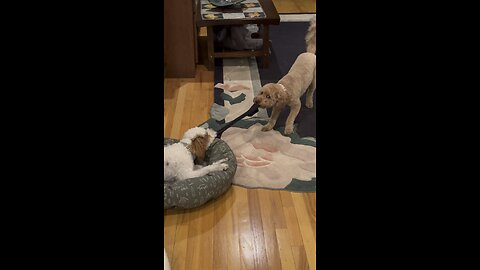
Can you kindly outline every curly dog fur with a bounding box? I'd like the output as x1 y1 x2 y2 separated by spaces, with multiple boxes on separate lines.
164 127 229 181
253 18 316 135
305 16 316 54
253 52 316 134
253 17 317 134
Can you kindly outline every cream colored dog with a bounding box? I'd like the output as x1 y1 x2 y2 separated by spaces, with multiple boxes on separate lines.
306 16 316 54
253 52 316 134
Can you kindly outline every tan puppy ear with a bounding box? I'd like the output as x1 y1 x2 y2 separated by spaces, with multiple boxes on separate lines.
190 133 209 163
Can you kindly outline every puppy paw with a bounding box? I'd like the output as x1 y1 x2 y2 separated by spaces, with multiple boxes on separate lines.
219 163 229 171
213 162 229 171
262 124 273 132
284 126 294 135
306 100 314 108
213 158 228 165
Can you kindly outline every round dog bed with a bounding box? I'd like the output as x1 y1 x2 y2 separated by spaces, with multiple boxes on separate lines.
164 138 237 209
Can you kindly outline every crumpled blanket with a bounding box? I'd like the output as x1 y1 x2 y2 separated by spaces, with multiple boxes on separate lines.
215 82 250 92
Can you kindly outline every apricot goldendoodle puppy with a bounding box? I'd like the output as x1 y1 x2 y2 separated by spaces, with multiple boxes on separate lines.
253 52 316 135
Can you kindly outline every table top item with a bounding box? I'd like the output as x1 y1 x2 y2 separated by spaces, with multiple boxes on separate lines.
208 0 246 7
197 0 279 26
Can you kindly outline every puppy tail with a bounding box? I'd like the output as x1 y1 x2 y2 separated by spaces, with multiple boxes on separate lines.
305 16 316 54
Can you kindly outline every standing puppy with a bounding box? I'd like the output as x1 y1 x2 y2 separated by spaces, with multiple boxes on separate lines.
253 52 316 134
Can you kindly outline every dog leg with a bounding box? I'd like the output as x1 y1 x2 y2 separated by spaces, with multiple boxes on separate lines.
284 100 301 134
262 106 282 131
306 71 316 108
177 161 228 180
195 162 229 175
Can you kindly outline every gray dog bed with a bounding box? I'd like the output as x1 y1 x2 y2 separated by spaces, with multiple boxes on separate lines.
164 138 237 209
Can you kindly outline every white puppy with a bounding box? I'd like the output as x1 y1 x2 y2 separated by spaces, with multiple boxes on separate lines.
164 127 229 181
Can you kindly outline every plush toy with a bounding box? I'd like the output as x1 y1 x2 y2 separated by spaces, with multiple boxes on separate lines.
215 25 263 51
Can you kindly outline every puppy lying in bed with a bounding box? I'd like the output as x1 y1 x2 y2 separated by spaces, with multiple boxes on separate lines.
253 52 316 135
164 127 228 182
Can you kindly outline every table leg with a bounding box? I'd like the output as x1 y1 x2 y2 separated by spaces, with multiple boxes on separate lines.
207 26 215 71
262 24 270 68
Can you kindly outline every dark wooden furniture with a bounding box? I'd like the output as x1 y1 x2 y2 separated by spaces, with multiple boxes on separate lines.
195 0 280 70
164 0 196 78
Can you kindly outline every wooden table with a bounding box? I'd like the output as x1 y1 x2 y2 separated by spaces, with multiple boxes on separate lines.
195 0 280 70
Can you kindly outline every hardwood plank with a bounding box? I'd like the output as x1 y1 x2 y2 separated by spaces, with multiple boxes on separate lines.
200 201 215 269
180 79 196 136
271 191 287 229
190 73 207 127
272 0 316 13
213 189 231 270
185 208 201 270
170 80 189 139
247 189 269 270
200 69 213 121
292 192 316 269
272 0 301 13
164 79 180 138
279 191 305 246
224 187 241 270
276 229 297 270
291 245 310 270
295 0 316 13
234 186 256 270
171 210 190 270
164 210 180 266
304 193 317 240
257 189 283 270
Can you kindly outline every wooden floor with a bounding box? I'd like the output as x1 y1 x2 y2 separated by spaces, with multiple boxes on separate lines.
272 0 316 14
164 66 214 139
164 1 316 269
164 66 316 270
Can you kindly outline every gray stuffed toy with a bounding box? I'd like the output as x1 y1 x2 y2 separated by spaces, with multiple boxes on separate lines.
215 25 263 50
